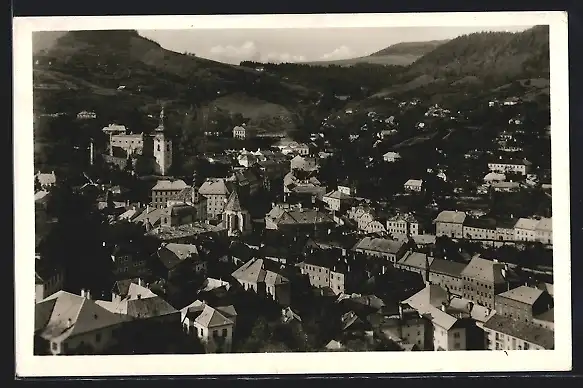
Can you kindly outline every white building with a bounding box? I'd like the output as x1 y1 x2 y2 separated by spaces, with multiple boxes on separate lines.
404 179 423 192
181 300 237 353
383 151 401 163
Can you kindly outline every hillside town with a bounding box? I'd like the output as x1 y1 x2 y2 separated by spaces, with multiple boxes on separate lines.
34 94 554 355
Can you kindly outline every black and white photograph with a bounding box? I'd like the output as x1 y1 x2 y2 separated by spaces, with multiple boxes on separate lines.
14 11 571 376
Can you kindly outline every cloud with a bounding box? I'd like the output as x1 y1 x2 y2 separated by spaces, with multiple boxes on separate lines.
320 45 353 60
263 52 306 64
208 40 260 63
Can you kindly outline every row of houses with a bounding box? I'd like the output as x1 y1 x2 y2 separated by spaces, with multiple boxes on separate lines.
434 210 553 245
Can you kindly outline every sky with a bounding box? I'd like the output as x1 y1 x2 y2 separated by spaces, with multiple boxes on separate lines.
138 26 532 64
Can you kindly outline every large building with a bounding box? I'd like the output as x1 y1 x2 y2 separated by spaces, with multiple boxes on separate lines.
233 125 257 140
460 256 508 309
222 190 252 237
434 210 467 239
487 157 531 176
35 291 127 355
108 108 173 176
151 180 189 209
181 300 237 353
494 285 554 323
198 178 234 221
352 237 408 264
483 314 554 350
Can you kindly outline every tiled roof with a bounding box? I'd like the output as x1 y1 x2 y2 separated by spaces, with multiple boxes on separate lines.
403 286 458 330
37 291 127 341
497 285 545 306
535 217 552 232
199 178 232 196
324 190 352 200
353 237 405 254
434 210 467 224
398 251 434 270
429 258 466 278
275 209 335 226
483 313 554 349
232 258 266 283
483 172 506 182
34 190 50 202
231 258 288 285
126 296 178 319
112 278 142 297
156 243 200 270
460 256 505 284
152 179 188 191
224 190 243 212
192 304 234 328
404 179 423 187
514 218 540 230
36 171 56 186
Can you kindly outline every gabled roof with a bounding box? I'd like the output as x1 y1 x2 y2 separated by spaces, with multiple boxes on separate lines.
483 313 554 349
403 285 459 331
429 259 466 278
231 258 288 285
460 256 505 284
232 258 266 283
152 179 188 191
323 190 352 200
156 243 200 270
224 190 243 212
352 237 405 254
398 251 434 270
535 217 552 232
498 286 545 306
404 179 423 187
199 178 232 196
37 291 127 341
434 210 467 224
195 305 234 328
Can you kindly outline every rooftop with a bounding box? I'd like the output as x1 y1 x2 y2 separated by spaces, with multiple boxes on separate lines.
152 180 188 191
460 256 506 284
497 285 545 306
434 210 467 224
515 218 540 231
324 190 352 200
484 313 554 349
353 237 406 254
36 291 127 342
398 251 434 270
429 258 466 278
199 178 233 196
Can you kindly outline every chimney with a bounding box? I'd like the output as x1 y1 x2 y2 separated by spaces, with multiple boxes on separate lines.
398 303 404 319
80 289 85 298
137 294 142 300
138 278 142 287
66 318 72 328
441 303 447 312
467 301 474 314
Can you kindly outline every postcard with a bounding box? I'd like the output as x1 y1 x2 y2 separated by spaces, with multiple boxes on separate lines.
14 11 571 377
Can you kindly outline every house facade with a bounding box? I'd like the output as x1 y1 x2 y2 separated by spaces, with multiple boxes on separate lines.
460 256 507 309
181 301 237 353
434 210 467 239
151 180 189 209
198 178 234 220
483 314 554 350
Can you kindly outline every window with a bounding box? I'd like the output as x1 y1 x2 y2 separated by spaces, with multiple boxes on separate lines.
222 328 228 337
96 333 102 343
453 332 461 339
454 343 460 349
524 342 530 350
213 330 219 338
51 341 58 351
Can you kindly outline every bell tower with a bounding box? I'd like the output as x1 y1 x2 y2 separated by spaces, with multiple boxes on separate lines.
153 106 172 176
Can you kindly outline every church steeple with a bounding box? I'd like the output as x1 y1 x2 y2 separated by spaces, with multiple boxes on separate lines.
156 106 166 132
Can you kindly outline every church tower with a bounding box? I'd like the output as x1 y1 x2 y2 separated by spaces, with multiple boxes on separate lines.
153 107 172 176
222 189 252 237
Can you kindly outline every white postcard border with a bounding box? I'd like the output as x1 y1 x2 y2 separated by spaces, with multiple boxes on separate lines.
14 11 571 377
